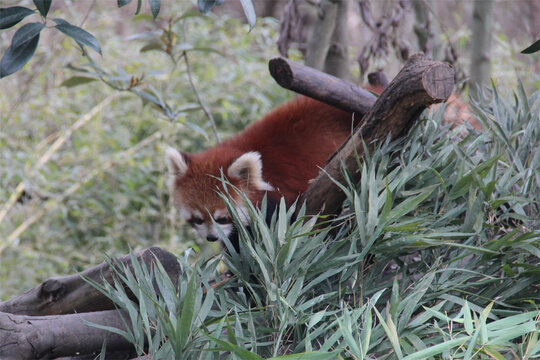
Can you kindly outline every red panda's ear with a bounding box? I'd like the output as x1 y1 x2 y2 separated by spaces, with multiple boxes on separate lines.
227 152 274 191
165 147 189 177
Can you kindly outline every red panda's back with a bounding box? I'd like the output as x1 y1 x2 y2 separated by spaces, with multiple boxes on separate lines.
220 97 356 204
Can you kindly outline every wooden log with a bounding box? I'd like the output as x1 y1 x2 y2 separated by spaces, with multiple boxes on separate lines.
269 56 377 116
0 309 135 359
0 247 180 316
299 53 454 217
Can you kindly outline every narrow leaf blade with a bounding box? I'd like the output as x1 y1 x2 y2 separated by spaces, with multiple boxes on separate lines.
521 39 540 54
239 0 256 30
53 18 102 55
0 33 40 78
0 6 35 30
148 0 160 19
33 0 51 18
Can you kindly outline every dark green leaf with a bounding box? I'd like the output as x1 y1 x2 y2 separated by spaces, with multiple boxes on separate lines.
117 0 132 7
239 0 256 30
0 6 35 30
53 18 101 55
521 39 540 54
11 22 45 48
33 0 51 18
0 33 40 78
60 76 97 87
139 42 163 52
148 0 160 19
135 0 142 15
177 272 197 351
198 0 217 14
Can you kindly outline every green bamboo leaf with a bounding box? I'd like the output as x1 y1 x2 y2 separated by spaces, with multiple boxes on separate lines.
139 42 163 52
148 0 160 19
176 271 197 351
387 185 436 222
270 351 340 359
33 0 51 17
0 6 35 29
402 337 469 360
53 18 102 55
239 0 256 31
135 0 142 14
203 332 263 360
60 76 98 87
463 301 473 335
0 30 40 78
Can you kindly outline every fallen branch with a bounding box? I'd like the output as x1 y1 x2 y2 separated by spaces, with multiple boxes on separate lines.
0 309 134 359
0 247 180 316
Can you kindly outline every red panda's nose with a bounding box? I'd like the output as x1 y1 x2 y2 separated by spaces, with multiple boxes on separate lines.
206 235 219 242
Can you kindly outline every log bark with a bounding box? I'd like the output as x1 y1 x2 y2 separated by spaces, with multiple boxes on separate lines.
0 247 180 316
299 53 455 217
0 309 134 359
269 56 377 117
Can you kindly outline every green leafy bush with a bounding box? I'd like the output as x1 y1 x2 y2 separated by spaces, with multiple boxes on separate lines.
92 86 540 358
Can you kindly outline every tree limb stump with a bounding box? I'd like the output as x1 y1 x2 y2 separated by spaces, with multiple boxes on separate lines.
0 247 180 316
269 56 377 117
298 53 455 217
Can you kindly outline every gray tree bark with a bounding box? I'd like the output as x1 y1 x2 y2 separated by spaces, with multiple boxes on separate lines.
305 0 338 70
324 0 350 79
469 0 494 100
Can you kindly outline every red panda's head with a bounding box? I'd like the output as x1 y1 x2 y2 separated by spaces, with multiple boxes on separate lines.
165 147 274 242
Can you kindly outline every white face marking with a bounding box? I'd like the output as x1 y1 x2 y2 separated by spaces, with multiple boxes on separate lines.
178 205 234 241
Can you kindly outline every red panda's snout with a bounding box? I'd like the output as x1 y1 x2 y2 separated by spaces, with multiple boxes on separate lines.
165 147 274 241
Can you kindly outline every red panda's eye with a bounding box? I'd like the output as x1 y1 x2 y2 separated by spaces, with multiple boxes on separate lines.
215 216 230 225
189 217 204 226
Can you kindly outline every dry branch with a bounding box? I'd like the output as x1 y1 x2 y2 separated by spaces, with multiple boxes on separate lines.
298 53 455 217
269 56 377 116
0 247 180 316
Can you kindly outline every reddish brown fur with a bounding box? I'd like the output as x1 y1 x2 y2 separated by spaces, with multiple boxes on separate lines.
176 96 356 212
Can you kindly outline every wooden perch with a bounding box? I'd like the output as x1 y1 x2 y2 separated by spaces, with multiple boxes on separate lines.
298 53 455 217
0 246 180 316
269 56 377 117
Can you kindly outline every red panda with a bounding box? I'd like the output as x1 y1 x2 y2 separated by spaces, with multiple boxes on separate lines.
166 96 356 242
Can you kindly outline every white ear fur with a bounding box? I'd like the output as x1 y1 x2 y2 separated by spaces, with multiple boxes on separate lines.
165 147 188 192
227 152 274 191
165 147 188 176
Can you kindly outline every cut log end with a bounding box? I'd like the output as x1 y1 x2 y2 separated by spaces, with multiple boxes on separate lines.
422 64 455 101
269 57 293 88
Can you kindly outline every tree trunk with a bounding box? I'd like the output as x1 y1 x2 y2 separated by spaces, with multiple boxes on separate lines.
469 0 494 100
299 53 455 218
324 0 350 79
305 0 338 70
